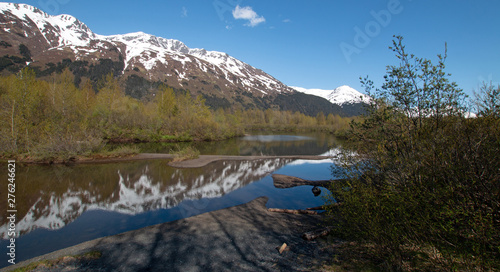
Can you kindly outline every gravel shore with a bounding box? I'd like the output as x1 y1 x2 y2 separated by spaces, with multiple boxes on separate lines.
3 197 335 272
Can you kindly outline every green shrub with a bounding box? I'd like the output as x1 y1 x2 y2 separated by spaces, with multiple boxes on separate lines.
326 36 500 271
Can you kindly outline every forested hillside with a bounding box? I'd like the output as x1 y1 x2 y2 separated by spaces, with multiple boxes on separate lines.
0 68 354 161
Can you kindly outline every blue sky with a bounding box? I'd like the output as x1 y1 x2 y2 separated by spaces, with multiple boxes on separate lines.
8 0 500 97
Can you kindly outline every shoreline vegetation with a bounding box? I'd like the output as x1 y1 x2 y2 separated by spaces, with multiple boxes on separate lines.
324 36 500 271
0 68 355 163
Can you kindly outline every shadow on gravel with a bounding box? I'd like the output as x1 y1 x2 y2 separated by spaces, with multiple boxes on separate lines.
5 197 335 272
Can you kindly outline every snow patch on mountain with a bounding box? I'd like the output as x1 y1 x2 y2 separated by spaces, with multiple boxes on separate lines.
0 2 293 96
291 85 371 105
0 2 95 47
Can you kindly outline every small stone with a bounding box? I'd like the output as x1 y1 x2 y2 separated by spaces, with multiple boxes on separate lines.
278 243 287 254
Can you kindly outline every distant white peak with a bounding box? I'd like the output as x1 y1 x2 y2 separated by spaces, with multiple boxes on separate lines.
330 85 371 104
290 86 331 100
291 85 371 105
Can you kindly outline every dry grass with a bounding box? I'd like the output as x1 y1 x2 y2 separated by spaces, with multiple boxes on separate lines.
319 241 494 272
171 145 200 162
12 251 102 272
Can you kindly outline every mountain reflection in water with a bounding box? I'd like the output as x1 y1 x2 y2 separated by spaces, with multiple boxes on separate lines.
0 133 339 267
0 158 293 239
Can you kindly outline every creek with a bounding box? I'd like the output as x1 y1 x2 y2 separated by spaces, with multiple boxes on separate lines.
0 132 342 267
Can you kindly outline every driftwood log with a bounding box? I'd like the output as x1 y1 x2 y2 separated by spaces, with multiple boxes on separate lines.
267 208 320 215
306 206 327 211
302 227 334 241
306 203 343 210
268 204 341 214
272 174 335 189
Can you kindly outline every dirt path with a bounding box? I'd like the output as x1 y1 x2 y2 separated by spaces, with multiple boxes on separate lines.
3 197 336 272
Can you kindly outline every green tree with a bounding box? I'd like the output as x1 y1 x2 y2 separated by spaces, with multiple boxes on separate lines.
316 111 326 126
156 85 178 118
96 73 122 110
474 81 500 117
79 77 96 112
2 68 44 154
92 73 124 134
327 36 500 270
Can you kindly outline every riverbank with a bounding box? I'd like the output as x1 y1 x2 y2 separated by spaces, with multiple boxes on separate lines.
2 197 336 272
3 153 334 168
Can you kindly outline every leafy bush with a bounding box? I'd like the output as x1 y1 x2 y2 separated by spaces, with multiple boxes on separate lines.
326 36 500 271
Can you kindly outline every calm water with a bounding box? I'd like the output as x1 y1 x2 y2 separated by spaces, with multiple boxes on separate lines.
126 131 339 156
0 133 340 268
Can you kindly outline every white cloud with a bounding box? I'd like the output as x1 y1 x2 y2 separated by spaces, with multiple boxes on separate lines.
282 19 291 23
181 6 188 17
232 5 265 27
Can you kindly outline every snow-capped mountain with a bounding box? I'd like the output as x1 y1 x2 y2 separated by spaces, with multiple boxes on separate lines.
291 85 371 105
0 2 292 103
0 2 368 115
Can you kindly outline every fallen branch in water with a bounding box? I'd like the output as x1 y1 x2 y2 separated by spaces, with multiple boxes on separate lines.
302 227 334 241
267 208 320 215
307 203 343 210
306 206 327 210
272 174 338 189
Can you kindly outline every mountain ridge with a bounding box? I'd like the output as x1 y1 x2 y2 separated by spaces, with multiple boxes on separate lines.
0 2 368 116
